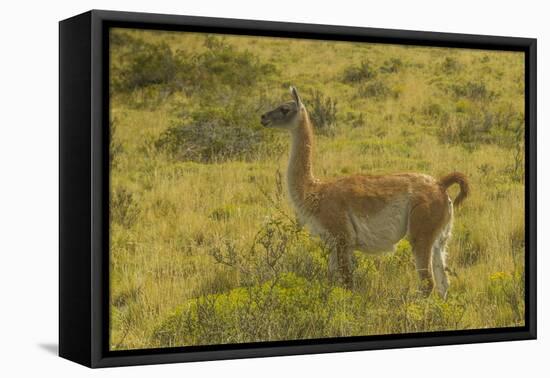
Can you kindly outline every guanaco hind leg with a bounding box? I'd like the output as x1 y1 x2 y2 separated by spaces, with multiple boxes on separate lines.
408 201 450 296
432 222 452 298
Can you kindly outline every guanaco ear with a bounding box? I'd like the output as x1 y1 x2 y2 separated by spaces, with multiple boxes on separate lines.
290 86 303 108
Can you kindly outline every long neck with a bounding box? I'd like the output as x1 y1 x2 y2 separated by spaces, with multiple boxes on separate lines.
288 110 316 204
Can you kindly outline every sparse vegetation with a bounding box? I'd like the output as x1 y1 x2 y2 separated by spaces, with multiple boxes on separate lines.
111 33 185 93
357 79 399 100
109 120 124 169
449 81 496 101
111 187 139 228
342 59 378 83
187 36 277 92
109 28 526 350
307 90 338 136
440 56 463 74
380 57 404 74
156 115 266 163
155 95 283 162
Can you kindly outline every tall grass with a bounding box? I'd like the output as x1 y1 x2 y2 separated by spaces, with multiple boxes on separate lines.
109 28 525 350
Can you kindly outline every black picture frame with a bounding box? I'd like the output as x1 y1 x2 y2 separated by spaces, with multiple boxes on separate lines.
59 9 537 368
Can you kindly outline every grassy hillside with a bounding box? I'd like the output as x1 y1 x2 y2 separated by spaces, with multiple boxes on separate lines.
109 28 525 350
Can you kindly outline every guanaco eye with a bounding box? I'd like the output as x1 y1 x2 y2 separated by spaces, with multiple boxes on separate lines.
281 106 289 115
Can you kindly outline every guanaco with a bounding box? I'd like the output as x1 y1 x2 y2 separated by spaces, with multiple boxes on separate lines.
260 86 469 298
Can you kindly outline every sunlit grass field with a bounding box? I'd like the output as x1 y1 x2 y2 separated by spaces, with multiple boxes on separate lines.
109 28 525 350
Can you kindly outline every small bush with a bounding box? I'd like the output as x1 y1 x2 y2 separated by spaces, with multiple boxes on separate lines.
306 90 338 136
111 33 276 98
438 112 487 149
156 96 281 163
399 295 467 332
510 122 525 182
111 187 140 228
342 60 377 83
358 137 410 156
151 273 363 346
209 205 238 221
209 214 307 285
488 270 525 324
449 81 496 101
191 267 237 297
354 114 366 128
344 112 366 129
379 58 403 73
440 56 462 73
188 37 277 91
157 121 265 163
454 99 471 113
112 36 185 92
452 223 490 267
112 285 142 308
123 85 175 110
438 107 523 149
383 239 414 273
110 31 135 48
109 120 124 169
357 80 398 100
422 101 445 119
211 174 329 285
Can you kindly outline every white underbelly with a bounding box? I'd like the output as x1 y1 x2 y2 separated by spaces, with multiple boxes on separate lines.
348 198 410 254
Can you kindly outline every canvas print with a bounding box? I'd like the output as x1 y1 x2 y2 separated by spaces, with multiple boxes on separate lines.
109 28 526 351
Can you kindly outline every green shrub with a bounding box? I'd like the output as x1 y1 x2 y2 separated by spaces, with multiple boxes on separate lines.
122 85 175 110
208 178 328 286
345 112 366 128
422 101 445 119
357 80 398 100
209 214 308 284
510 123 525 182
110 30 135 48
449 81 496 101
379 58 403 73
383 239 414 273
397 295 467 332
112 285 142 308
187 37 277 92
455 227 485 267
306 90 338 136
111 187 140 228
157 121 266 163
151 273 363 346
112 36 185 92
342 60 377 83
111 33 276 98
191 266 237 297
156 97 281 163
209 205 238 221
438 107 523 149
440 56 462 73
488 269 525 324
109 120 124 169
358 137 410 156
455 99 471 113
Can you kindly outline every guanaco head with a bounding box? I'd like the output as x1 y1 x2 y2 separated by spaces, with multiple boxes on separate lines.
260 86 304 130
